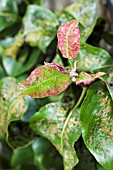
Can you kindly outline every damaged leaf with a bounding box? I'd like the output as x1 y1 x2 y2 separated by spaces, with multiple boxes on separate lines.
80 81 113 170
23 5 59 53
57 20 80 59
76 71 105 85
0 77 28 139
18 63 71 98
30 102 81 170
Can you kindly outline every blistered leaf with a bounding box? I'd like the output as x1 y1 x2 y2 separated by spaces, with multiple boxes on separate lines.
30 102 81 170
23 5 59 53
80 81 113 170
57 20 80 59
76 72 105 85
65 0 97 41
56 10 75 26
71 43 113 72
0 0 18 31
18 63 70 98
0 77 28 139
3 31 24 58
94 66 113 100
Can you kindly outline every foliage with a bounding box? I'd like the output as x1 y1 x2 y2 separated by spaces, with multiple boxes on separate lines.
0 0 113 170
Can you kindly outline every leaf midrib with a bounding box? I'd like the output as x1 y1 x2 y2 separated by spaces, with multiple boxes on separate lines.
22 73 69 94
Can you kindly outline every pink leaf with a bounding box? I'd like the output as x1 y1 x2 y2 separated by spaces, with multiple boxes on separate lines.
18 64 70 98
57 20 80 59
76 72 106 85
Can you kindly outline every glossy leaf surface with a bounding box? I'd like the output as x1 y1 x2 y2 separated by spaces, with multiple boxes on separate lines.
0 0 18 31
80 81 113 170
18 63 70 98
0 77 28 139
23 5 59 53
30 102 81 170
71 43 113 72
57 20 80 59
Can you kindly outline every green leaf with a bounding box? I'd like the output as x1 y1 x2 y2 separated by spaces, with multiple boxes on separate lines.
65 0 98 41
0 77 28 139
0 0 18 31
23 5 59 53
57 20 80 59
11 144 35 169
32 138 63 170
80 81 113 170
94 66 113 100
2 30 24 58
18 64 71 98
3 48 40 76
56 10 75 25
71 43 113 72
30 102 81 170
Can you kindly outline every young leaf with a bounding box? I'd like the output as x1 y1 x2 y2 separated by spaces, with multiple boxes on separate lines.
30 102 81 170
57 20 80 59
76 72 105 85
18 63 71 98
80 81 113 170
0 77 28 139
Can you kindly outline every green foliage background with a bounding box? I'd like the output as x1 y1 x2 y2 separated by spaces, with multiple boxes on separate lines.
0 0 113 170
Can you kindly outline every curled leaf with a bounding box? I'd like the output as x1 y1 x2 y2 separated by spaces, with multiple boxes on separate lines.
18 63 71 98
76 72 105 85
57 20 80 59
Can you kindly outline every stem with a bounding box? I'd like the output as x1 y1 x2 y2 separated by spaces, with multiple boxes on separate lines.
68 60 73 67
61 86 87 153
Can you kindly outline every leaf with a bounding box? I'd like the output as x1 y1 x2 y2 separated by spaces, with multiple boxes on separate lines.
57 20 80 59
56 10 75 26
30 102 81 170
23 5 59 53
76 72 105 85
94 66 113 100
2 30 24 58
71 43 113 72
18 63 70 98
0 0 18 31
3 48 40 76
80 81 113 170
11 144 35 169
65 0 98 41
7 121 37 149
32 138 63 170
0 77 28 139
